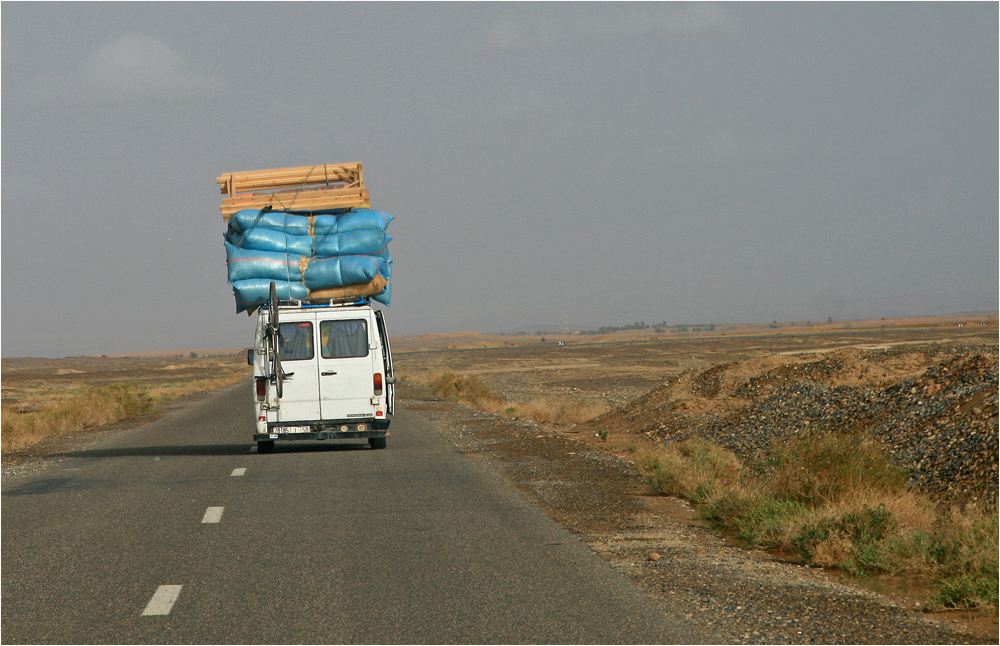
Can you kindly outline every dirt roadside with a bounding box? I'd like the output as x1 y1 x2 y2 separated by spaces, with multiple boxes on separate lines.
393 326 998 644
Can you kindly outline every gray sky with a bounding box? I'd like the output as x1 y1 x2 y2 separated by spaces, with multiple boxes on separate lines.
2 2 997 358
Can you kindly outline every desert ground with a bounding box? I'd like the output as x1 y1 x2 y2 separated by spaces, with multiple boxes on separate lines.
1 350 249 407
3 313 997 642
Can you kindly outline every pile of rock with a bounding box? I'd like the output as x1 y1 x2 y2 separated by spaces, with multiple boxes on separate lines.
594 344 998 504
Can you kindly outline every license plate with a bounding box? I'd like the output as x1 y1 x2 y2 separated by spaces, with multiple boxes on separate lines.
273 426 310 434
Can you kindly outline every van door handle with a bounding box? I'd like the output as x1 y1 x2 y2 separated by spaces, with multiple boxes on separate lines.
321 371 337 376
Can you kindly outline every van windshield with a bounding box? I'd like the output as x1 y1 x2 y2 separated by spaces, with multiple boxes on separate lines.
321 319 369 359
279 322 314 361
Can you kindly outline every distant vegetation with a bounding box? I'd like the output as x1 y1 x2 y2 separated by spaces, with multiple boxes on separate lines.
579 320 715 335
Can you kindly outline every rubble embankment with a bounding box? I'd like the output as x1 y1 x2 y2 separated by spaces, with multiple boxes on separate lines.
591 344 998 505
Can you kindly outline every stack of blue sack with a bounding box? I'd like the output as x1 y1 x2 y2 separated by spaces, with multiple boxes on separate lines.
224 208 393 312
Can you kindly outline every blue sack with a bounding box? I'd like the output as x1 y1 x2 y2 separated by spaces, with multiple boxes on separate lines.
312 209 393 235
313 230 391 257
224 207 395 311
312 209 393 256
226 227 314 255
303 255 385 290
225 243 303 284
232 279 308 312
372 282 391 306
227 209 311 237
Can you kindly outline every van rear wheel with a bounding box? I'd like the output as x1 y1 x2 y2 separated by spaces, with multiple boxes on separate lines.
257 440 275 454
368 437 387 450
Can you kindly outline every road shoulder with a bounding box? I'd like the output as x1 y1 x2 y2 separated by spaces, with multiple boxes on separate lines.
398 380 994 645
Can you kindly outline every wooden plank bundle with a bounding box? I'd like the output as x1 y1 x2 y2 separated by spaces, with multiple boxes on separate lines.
217 163 370 219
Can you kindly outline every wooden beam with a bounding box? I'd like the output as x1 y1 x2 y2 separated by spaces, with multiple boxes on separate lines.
217 163 361 185
222 185 367 205
217 163 363 194
220 186 370 219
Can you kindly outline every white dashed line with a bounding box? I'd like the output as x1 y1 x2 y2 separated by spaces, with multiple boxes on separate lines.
201 507 225 523
231 468 246 477
249 446 258 453
141 585 182 616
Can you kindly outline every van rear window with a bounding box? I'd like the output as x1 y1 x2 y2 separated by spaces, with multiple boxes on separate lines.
278 322 314 361
321 320 369 359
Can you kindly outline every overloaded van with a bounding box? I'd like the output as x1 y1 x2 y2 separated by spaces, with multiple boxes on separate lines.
249 288 394 453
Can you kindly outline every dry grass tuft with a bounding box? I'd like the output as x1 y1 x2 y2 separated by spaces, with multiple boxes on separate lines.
423 371 607 427
509 396 609 426
426 371 506 412
2 368 248 453
765 433 909 506
2 382 154 452
147 372 247 401
635 437 744 502
811 535 855 567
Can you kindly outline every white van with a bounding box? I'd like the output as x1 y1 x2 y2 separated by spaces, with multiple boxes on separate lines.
249 293 395 453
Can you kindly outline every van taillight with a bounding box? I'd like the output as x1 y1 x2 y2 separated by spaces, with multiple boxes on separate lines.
256 377 267 400
373 373 383 396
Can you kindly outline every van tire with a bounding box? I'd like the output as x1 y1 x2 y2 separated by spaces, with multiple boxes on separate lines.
368 437 387 450
258 440 275 454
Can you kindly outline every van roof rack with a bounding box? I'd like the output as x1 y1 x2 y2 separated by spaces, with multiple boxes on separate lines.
265 295 372 311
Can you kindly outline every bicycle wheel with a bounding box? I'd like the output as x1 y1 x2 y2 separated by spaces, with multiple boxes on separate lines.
268 281 279 335
274 340 283 399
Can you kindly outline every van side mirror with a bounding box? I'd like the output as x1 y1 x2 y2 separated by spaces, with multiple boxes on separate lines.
247 349 254 366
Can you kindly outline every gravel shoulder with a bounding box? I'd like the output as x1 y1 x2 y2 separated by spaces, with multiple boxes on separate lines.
398 383 994 644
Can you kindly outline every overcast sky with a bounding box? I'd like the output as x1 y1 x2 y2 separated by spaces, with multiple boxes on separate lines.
2 2 997 358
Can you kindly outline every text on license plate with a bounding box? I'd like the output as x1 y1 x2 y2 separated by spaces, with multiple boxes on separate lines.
274 426 310 434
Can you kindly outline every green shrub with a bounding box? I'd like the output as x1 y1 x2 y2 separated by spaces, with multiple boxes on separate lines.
929 573 998 613
790 505 896 574
702 492 806 549
639 431 998 613
927 516 999 612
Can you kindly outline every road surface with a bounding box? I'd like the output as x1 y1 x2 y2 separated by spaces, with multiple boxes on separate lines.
2 384 707 644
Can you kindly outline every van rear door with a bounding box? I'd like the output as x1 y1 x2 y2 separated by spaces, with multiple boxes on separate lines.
276 313 321 423
375 310 394 415
317 314 377 420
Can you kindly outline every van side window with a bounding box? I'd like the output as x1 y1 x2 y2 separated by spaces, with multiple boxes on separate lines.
278 322 314 361
321 320 369 359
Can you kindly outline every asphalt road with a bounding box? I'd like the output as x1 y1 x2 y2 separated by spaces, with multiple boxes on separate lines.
1 383 707 644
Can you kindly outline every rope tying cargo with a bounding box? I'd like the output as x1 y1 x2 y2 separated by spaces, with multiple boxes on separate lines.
273 165 319 212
